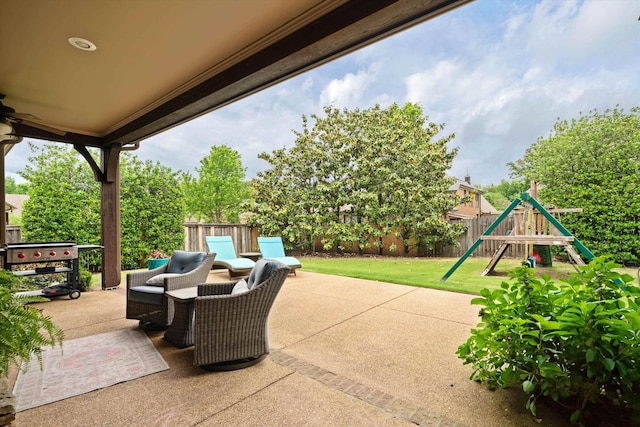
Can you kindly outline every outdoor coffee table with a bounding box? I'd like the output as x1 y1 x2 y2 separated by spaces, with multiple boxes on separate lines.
164 287 198 348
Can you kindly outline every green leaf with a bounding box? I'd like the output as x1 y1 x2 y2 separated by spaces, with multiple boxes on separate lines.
570 410 581 424
602 358 615 371
585 349 595 363
522 380 535 394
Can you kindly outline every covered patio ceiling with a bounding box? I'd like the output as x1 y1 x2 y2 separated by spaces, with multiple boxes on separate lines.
0 0 470 148
0 0 471 289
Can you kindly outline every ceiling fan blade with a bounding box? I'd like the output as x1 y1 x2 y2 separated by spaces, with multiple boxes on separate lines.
21 119 67 136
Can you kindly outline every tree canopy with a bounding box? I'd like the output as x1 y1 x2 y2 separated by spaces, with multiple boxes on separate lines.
247 103 465 255
508 106 640 265
479 179 529 209
19 143 185 269
5 176 30 194
182 145 250 223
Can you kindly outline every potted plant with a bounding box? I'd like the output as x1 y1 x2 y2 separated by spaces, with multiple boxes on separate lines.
0 269 64 423
147 251 170 270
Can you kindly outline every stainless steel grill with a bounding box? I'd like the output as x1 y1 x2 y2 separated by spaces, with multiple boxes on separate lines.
5 242 78 264
2 242 82 299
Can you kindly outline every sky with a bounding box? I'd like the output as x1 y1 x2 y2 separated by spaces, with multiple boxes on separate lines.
6 0 640 187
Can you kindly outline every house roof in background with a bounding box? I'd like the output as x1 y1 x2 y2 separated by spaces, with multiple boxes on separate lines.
4 194 29 216
447 178 482 193
481 196 499 214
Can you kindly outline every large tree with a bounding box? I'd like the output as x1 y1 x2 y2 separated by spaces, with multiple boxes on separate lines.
248 103 465 255
508 106 640 265
182 145 250 223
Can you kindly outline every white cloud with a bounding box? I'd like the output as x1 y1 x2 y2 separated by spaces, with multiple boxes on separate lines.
397 0 640 185
301 76 314 92
319 64 379 108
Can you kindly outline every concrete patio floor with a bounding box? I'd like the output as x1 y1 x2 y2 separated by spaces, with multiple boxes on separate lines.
8 270 571 427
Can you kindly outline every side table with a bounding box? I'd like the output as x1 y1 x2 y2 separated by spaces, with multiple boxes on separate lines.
164 287 198 349
239 252 262 262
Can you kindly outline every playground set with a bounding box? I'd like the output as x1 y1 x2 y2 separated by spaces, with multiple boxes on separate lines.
440 188 595 282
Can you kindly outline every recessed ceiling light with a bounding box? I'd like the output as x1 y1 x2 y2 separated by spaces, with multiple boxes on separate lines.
68 37 97 51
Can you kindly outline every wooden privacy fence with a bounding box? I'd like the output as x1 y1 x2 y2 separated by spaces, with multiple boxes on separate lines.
423 215 526 259
184 223 256 254
319 215 526 258
183 216 528 259
6 225 21 243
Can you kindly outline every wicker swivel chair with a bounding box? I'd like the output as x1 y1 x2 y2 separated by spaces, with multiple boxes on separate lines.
126 251 216 330
194 259 290 370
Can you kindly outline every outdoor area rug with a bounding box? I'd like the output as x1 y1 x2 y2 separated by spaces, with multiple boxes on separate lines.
13 328 169 411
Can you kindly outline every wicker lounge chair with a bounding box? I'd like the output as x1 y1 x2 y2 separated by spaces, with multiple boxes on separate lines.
205 235 255 277
126 251 216 330
257 236 301 275
194 259 290 370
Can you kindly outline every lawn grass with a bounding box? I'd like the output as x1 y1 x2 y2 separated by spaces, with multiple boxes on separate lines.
299 255 638 295
89 269 135 290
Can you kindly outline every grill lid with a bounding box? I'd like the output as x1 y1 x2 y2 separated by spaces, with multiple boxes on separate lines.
6 241 77 250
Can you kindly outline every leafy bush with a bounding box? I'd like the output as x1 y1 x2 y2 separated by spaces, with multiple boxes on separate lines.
19 144 185 271
457 257 640 425
79 269 93 291
0 269 64 376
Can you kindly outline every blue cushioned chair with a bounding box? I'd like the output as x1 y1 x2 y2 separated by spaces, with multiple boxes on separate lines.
257 236 301 275
205 236 255 278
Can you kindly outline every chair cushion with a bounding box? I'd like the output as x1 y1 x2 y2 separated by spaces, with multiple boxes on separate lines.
257 237 287 258
213 258 255 271
264 256 301 269
231 279 249 295
247 259 280 289
146 273 182 286
166 251 206 274
205 236 238 261
128 285 165 305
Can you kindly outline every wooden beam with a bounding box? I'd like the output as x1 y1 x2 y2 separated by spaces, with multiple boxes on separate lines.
480 235 574 244
12 122 103 147
546 208 583 213
100 150 122 289
0 143 5 248
564 244 586 271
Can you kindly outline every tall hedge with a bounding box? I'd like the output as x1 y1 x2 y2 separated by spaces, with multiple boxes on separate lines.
509 107 640 265
19 144 185 270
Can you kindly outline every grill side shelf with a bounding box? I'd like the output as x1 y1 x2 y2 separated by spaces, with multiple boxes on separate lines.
13 267 73 276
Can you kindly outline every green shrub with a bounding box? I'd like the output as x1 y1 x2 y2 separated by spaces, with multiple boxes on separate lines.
456 257 640 425
79 269 93 291
0 269 64 376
